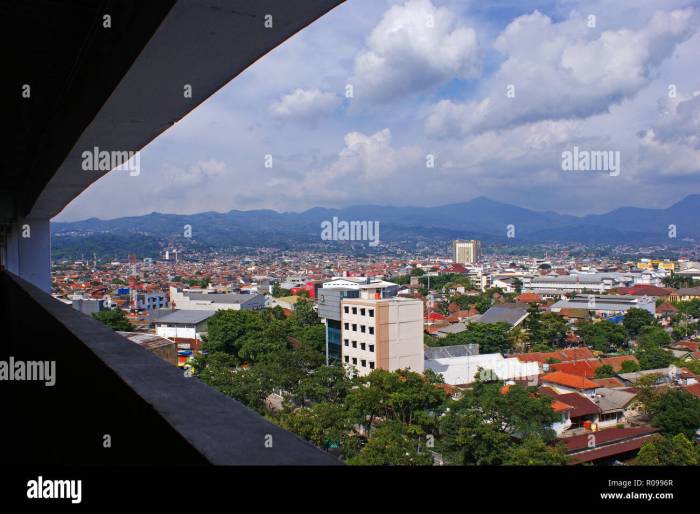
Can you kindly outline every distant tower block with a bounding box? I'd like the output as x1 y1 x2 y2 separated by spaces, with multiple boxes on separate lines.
165 250 170 260
452 239 481 265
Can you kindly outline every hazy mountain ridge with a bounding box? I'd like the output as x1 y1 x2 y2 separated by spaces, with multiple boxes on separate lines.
52 195 700 256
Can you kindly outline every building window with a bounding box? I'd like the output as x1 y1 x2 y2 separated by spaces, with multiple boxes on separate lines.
352 324 357 331
352 358 357 365
361 360 366 367
369 327 374 335
344 306 349 314
344 339 349 347
352 307 357 314
352 341 357 348
369 361 375 369
360 343 366 351
361 325 366 333
369 345 374 352
369 309 374 317
344 356 349 363
344 322 349 330
360 308 366 316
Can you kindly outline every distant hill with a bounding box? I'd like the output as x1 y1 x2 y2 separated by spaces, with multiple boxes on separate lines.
51 195 700 258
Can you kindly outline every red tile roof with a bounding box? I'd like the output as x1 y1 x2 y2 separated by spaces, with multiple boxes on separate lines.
551 360 600 378
568 433 658 465
551 399 574 412
656 302 679 313
551 392 601 417
516 347 595 365
600 355 639 372
541 371 598 390
685 383 700 399
617 285 674 297
674 341 699 352
592 377 626 388
516 293 541 303
563 426 658 452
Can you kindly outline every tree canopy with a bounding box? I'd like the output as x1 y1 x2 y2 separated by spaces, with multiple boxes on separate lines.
92 309 132 332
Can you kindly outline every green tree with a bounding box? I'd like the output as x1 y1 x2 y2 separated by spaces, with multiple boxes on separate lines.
439 409 512 465
293 298 320 327
523 303 541 342
649 389 700 439
289 323 326 354
271 284 292 298
203 309 263 358
636 433 699 465
459 322 513 354
634 326 673 370
279 402 354 453
632 373 664 414
296 365 353 404
578 321 629 353
594 364 616 379
196 352 274 413
439 383 558 465
348 420 433 466
538 313 569 347
623 308 656 338
512 278 523 294
92 309 132 332
237 319 289 364
345 369 448 434
504 436 568 465
620 359 640 373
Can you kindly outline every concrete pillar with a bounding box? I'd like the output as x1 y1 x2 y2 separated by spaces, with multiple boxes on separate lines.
4 218 51 292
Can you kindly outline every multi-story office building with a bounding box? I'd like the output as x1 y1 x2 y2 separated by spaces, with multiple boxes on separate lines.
453 239 481 265
136 291 168 311
317 277 399 365
340 297 424 376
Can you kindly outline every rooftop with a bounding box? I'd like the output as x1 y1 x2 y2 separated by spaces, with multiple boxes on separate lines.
154 310 216 325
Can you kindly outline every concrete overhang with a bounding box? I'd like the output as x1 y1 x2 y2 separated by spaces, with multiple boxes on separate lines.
26 0 344 219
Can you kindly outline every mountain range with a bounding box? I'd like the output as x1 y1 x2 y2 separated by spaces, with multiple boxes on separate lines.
51 195 700 258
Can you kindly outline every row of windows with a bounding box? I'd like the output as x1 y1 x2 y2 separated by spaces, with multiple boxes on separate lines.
343 306 375 317
343 322 374 335
344 356 375 369
343 339 374 352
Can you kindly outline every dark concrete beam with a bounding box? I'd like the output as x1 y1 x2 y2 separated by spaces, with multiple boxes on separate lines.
2 271 340 465
27 0 344 219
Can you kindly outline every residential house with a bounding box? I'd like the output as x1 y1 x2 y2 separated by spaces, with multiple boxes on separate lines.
540 371 598 395
563 426 659 465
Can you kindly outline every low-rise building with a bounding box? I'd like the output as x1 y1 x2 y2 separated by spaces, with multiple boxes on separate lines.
549 294 655 317
425 346 540 385
153 310 215 341
117 331 178 366
170 287 266 311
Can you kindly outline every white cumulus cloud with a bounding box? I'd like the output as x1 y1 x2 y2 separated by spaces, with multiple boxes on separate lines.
350 0 480 105
269 88 341 124
426 8 697 138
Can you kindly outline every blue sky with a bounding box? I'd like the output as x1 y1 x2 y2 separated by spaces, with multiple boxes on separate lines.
56 0 700 221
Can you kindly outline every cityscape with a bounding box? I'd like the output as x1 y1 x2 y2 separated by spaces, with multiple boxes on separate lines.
53 234 700 466
4 0 700 506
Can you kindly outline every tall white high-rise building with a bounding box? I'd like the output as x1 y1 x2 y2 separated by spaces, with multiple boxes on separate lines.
453 239 481 265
